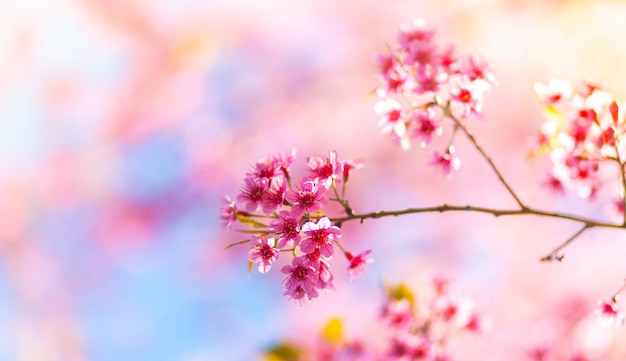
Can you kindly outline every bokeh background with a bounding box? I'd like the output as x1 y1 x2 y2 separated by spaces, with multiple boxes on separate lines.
2 0 626 360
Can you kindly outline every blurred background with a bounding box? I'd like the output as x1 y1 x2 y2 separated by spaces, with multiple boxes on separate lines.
2 0 626 360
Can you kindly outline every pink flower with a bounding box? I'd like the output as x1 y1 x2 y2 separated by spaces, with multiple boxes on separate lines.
410 108 441 147
388 332 431 360
285 178 328 217
430 274 451 296
397 19 438 66
247 235 279 273
450 84 484 118
236 176 268 212
375 98 406 138
308 249 334 290
261 177 286 214
274 148 297 180
269 210 301 248
528 347 550 361
300 217 342 257
346 249 373 280
534 79 572 106
397 19 436 50
281 256 320 302
429 147 460 178
248 158 281 181
463 311 488 333
220 195 236 229
544 173 566 196
338 156 364 182
413 64 445 94
307 151 339 188
595 298 625 327
460 54 496 85
247 150 297 182
438 44 457 73
381 299 413 329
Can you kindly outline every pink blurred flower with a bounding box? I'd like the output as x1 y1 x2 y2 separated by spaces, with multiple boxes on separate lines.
397 19 437 67
248 235 279 273
285 178 328 217
281 256 320 302
428 147 460 178
346 249 373 280
300 217 341 258
269 210 301 249
413 64 445 94
450 84 484 118
388 332 431 360
544 173 566 196
375 98 406 138
220 195 236 230
381 299 413 329
248 157 282 181
528 346 550 361
534 79 572 106
410 108 441 147
236 176 268 212
460 54 496 85
338 156 364 182
595 298 625 327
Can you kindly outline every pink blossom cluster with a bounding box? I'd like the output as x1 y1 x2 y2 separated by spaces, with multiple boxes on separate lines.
222 149 371 302
374 19 495 177
534 80 626 208
263 277 486 361
525 295 626 361
379 277 486 361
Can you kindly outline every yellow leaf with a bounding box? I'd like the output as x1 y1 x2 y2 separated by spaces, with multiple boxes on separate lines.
248 261 254 273
386 283 416 308
263 343 302 361
322 317 343 344
541 105 564 125
234 212 268 228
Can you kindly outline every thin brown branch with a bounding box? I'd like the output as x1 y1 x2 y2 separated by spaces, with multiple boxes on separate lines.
540 224 592 262
439 102 527 209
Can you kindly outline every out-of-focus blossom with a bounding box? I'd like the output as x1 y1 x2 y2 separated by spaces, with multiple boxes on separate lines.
429 147 461 178
346 249 373 280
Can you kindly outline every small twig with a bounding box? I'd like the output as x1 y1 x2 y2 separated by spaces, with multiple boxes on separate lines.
611 279 626 303
540 224 592 262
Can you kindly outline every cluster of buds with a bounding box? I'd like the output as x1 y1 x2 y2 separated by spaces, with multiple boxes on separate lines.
533 79 626 213
262 277 486 361
221 149 372 302
374 19 495 177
